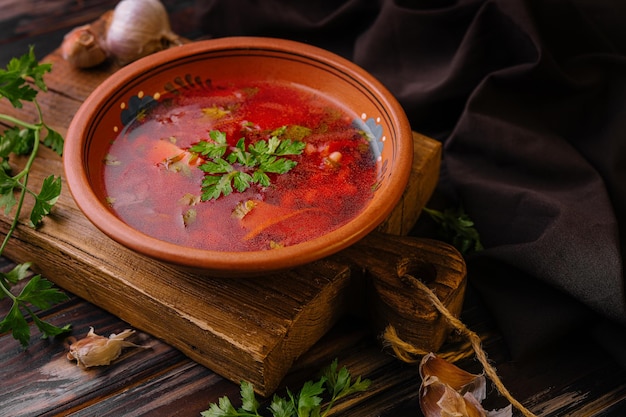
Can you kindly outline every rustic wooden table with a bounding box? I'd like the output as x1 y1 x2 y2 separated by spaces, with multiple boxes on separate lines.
2 2 626 416
3 251 626 417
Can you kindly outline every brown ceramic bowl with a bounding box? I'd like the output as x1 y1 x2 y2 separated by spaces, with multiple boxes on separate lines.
64 37 413 277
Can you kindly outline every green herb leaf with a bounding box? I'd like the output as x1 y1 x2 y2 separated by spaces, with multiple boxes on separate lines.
268 397 295 417
189 130 228 158
232 171 254 192
0 126 35 158
43 126 64 156
0 303 30 347
240 380 260 413
266 136 282 154
31 313 72 340
201 173 234 200
228 138 255 166
0 169 17 214
30 175 62 227
252 171 271 187
193 128 305 201
296 379 325 415
258 155 298 174
199 157 233 174
200 395 239 417
248 139 269 156
0 46 50 108
274 139 306 156
0 273 70 347
423 206 484 255
0 262 32 289
19 274 68 310
323 359 371 401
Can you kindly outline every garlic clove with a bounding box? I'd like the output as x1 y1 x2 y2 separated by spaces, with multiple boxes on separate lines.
61 11 113 69
67 326 149 368
419 353 513 417
61 25 108 68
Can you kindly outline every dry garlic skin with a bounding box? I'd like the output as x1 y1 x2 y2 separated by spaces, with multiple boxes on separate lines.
67 327 147 368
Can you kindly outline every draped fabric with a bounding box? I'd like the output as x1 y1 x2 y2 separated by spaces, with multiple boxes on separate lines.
196 0 626 358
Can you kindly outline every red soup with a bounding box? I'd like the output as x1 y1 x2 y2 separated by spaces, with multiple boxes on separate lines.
103 80 378 251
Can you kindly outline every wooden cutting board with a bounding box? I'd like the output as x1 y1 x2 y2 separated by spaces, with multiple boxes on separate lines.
0 46 463 396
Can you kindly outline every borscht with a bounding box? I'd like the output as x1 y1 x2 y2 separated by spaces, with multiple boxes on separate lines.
103 80 378 251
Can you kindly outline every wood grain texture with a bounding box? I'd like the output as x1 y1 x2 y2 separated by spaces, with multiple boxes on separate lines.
4 260 626 416
343 233 467 352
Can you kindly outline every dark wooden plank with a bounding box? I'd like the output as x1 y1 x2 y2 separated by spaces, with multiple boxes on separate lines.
595 401 626 417
0 299 188 417
66 361 239 417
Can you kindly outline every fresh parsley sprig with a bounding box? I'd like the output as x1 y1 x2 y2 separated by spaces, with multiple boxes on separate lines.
190 129 306 201
201 359 371 417
423 206 484 255
0 46 70 347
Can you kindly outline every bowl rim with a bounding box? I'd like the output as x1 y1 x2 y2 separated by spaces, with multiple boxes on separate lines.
64 36 414 276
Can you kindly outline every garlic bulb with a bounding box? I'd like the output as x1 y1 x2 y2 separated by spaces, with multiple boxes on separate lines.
106 0 181 65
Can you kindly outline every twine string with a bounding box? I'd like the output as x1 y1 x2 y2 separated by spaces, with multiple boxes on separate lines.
383 273 537 417
383 325 477 365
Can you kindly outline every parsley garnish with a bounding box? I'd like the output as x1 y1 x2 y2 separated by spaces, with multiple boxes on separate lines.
190 129 306 201
0 47 70 347
201 359 371 417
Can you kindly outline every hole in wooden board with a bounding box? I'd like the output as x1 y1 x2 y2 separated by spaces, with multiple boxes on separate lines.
397 257 437 285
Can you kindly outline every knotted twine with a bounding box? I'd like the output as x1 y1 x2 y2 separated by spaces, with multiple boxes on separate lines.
382 273 537 417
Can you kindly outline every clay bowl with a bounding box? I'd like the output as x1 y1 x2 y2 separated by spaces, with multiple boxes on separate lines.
63 37 413 277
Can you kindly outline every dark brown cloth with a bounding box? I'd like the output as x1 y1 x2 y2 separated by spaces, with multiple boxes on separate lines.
196 0 626 358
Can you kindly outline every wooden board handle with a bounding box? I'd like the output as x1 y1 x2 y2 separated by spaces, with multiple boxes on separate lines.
333 232 467 352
